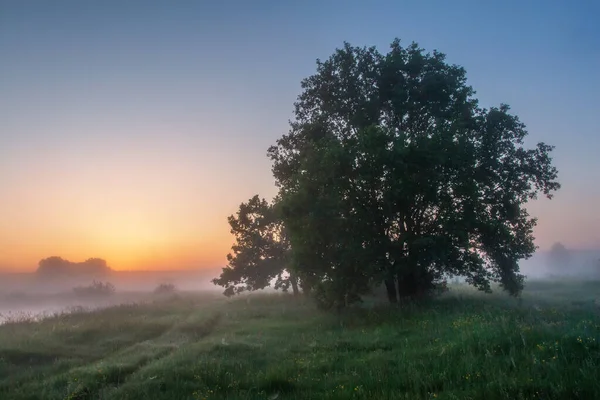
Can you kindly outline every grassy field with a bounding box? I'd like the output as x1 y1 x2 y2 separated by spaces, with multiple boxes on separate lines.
0 282 599 400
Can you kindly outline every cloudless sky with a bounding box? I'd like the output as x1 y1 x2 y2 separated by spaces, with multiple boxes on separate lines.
1 0 599 272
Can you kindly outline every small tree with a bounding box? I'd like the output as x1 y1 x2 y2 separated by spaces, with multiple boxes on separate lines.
212 195 302 296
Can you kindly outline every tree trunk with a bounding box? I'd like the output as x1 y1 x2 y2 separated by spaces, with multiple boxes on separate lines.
291 276 299 296
299 275 313 296
397 273 410 300
397 268 434 300
384 278 398 303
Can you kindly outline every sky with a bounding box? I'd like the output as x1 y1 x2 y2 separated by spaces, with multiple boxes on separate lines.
1 0 599 272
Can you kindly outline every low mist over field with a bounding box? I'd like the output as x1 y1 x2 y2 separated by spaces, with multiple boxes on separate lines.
0 257 221 323
2 248 598 325
0 266 220 295
519 247 600 280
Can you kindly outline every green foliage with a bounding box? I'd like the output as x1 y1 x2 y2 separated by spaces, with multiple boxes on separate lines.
268 39 560 306
212 195 300 296
1 285 599 399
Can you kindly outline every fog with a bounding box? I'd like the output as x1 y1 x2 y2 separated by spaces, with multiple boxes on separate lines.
0 269 222 324
2 248 598 324
519 249 600 280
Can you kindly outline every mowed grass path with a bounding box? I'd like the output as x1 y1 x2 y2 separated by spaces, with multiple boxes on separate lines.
1 283 599 400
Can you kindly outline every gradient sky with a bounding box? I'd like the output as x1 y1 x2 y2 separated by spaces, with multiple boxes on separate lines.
1 0 599 272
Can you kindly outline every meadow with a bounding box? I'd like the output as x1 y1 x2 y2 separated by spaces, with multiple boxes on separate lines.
0 281 599 400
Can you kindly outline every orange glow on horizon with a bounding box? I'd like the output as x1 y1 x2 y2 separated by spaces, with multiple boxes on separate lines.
0 188 596 273
0 187 239 273
0 128 594 274
0 128 276 273
0 235 233 273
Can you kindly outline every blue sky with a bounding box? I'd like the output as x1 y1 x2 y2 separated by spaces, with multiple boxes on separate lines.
0 0 598 270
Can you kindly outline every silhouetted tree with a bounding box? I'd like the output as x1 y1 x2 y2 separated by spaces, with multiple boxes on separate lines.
547 242 571 273
212 195 303 296
36 257 112 277
268 39 560 307
37 256 71 276
81 258 109 273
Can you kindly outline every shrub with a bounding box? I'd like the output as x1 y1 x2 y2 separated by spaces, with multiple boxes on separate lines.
73 280 116 297
153 283 177 295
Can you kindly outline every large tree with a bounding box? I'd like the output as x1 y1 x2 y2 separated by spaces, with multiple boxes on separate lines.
268 39 560 306
212 195 301 296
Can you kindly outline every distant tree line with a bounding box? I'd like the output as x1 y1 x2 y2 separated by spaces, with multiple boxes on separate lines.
547 242 600 277
213 38 560 309
36 256 113 277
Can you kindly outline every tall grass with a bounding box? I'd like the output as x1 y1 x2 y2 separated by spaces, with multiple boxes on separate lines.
0 284 598 399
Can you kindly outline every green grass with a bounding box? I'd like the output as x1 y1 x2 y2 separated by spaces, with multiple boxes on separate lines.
1 283 599 400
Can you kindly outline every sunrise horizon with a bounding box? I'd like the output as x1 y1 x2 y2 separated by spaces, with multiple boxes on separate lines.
2 235 599 274
2 1 599 275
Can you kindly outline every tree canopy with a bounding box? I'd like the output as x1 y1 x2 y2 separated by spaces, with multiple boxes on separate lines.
214 38 560 307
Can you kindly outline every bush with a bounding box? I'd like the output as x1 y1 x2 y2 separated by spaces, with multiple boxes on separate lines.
73 280 115 297
153 283 177 295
